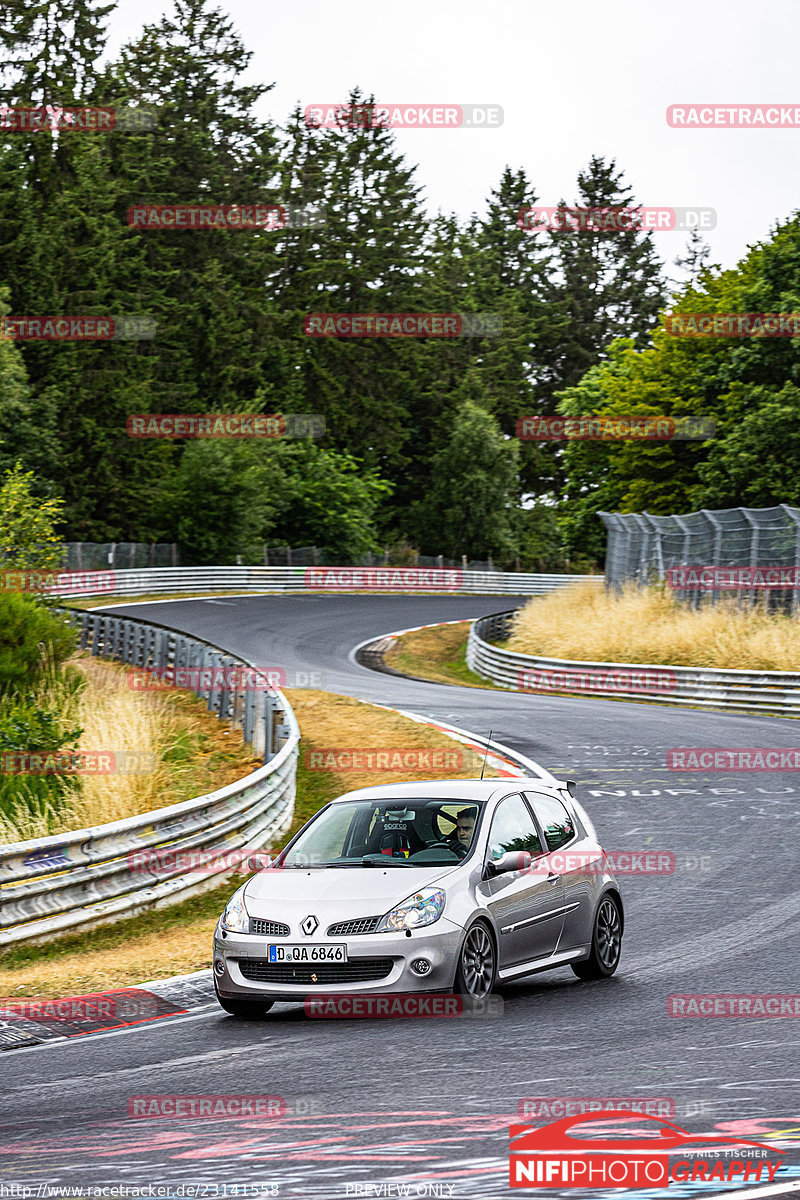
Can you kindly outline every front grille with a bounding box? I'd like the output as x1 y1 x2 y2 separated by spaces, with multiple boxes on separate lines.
238 958 394 984
249 918 290 937
327 915 382 937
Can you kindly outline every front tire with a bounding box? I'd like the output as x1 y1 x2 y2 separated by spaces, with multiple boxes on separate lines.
455 922 496 999
571 895 622 980
215 986 274 1018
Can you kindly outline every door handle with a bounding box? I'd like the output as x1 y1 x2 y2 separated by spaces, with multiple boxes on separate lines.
548 873 561 884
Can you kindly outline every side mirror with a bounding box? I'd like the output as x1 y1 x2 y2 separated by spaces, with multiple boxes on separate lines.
488 850 532 876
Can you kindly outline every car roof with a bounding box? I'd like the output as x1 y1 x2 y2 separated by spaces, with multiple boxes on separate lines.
327 777 569 805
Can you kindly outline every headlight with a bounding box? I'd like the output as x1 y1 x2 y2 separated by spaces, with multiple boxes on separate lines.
377 888 445 933
221 885 249 933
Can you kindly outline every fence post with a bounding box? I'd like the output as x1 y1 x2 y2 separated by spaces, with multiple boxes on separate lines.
738 509 759 609
700 510 724 609
781 504 800 614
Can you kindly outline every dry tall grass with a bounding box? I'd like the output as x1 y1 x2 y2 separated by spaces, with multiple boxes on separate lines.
506 581 800 670
0 656 258 844
0 658 181 843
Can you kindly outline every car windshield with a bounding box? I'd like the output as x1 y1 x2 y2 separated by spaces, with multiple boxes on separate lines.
278 799 484 867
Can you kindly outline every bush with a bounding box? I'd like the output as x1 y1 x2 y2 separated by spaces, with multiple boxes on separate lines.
0 592 77 692
0 694 84 827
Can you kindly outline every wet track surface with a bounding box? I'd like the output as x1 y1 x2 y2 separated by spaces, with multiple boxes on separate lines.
2 594 799 1198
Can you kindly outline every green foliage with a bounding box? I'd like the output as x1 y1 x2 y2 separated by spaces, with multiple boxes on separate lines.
0 592 78 691
518 505 568 571
170 438 392 564
0 691 84 830
8 1 800 567
697 382 800 506
410 379 520 560
0 463 65 569
552 211 800 558
276 444 392 561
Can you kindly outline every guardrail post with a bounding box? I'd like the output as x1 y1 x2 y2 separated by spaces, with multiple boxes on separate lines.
242 685 256 745
254 694 270 761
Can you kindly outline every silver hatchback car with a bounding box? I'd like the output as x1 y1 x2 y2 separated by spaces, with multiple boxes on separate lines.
213 777 623 1016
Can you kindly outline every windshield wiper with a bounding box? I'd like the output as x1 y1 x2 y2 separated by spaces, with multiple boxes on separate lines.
279 863 329 869
361 856 413 867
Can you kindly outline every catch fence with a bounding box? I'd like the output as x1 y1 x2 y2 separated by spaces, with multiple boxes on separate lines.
600 506 800 609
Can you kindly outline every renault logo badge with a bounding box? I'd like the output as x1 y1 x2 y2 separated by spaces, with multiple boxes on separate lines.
301 914 318 936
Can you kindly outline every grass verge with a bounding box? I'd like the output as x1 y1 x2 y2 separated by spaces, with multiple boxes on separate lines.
507 581 800 670
382 622 502 688
0 689 500 996
0 654 261 842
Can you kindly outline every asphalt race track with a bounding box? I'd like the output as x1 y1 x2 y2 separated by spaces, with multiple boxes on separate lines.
2 593 800 1199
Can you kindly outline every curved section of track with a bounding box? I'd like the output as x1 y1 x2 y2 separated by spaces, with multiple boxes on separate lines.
3 594 799 1198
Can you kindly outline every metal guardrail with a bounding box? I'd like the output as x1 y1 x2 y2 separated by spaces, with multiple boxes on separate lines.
0 610 299 946
50 566 604 598
467 611 800 716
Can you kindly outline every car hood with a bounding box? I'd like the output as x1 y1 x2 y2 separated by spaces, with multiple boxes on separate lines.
244 864 457 922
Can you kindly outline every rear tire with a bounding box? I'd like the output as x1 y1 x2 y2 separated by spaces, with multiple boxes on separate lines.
571 895 622 980
455 922 496 999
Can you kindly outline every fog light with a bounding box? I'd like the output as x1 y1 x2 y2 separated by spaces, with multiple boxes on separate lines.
411 958 432 976
214 959 226 976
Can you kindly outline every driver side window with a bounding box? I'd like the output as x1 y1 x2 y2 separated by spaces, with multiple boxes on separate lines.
487 795 543 861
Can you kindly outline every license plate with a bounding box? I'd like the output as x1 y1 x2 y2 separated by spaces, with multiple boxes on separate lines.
267 943 348 963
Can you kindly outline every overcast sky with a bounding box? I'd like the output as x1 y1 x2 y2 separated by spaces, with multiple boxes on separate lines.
107 0 800 279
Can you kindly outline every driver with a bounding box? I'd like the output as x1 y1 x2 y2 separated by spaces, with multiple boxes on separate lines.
445 808 476 858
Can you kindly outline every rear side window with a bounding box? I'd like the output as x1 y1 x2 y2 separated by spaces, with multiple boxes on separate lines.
526 792 575 850
487 794 543 860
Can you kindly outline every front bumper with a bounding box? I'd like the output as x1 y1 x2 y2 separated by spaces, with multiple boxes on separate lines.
213 917 464 1000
